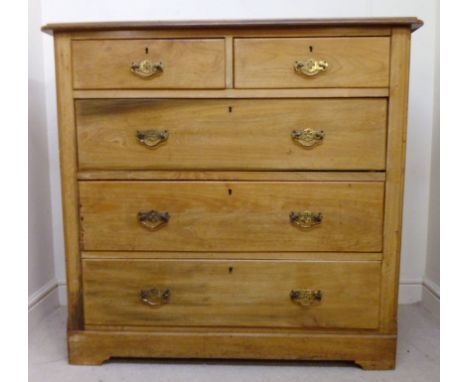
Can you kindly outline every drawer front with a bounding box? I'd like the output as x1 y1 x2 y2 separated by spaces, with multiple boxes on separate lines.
72 39 225 89
79 181 384 252
76 99 387 171
235 37 390 88
83 259 381 329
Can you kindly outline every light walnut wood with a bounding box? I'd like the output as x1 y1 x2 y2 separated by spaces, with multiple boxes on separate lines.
73 88 389 99
67 27 392 40
45 20 420 369
72 39 225 89
83 259 381 329
225 36 234 88
76 99 387 171
77 170 386 182
68 329 396 366
54 34 83 330
235 37 390 88
379 28 412 334
83 323 381 334
42 17 423 34
79 181 384 252
81 251 382 261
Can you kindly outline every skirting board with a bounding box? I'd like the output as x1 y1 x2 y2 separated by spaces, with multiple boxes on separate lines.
55 279 426 306
28 279 60 332
421 278 440 319
58 281 67 306
398 280 423 304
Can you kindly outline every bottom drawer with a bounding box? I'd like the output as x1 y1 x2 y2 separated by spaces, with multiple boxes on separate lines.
83 259 381 330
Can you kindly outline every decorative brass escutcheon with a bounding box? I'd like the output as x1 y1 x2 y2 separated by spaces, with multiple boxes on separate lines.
130 59 164 78
291 128 325 148
294 58 329 77
290 211 323 229
137 210 170 231
140 287 171 307
136 129 169 148
290 289 322 306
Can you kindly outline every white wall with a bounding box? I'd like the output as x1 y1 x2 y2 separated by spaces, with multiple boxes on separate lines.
423 3 440 317
28 0 59 328
37 0 439 305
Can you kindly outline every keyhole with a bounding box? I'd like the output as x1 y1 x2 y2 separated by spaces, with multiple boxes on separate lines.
228 106 232 113
228 267 233 273
145 47 149 54
228 188 233 195
309 45 314 53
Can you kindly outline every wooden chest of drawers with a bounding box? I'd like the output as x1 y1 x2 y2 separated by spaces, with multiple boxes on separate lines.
43 17 423 370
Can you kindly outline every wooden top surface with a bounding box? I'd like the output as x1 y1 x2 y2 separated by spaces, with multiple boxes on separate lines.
42 17 423 35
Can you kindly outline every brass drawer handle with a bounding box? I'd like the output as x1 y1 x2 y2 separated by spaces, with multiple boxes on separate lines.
290 289 322 306
294 58 328 77
137 210 170 231
131 59 164 78
290 211 322 229
291 128 325 148
136 129 169 148
140 287 171 307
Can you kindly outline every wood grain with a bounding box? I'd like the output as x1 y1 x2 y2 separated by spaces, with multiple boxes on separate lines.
54 33 83 330
65 27 392 41
379 28 412 333
79 181 384 252
68 329 396 368
72 39 225 89
225 36 234 88
73 88 389 99
82 259 381 329
235 37 390 88
42 17 423 33
77 170 386 182
45 20 419 369
82 251 383 261
76 99 387 171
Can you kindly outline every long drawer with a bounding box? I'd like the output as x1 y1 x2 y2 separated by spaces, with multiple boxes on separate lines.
234 37 390 88
79 181 384 252
72 39 225 89
76 99 387 171
83 259 381 329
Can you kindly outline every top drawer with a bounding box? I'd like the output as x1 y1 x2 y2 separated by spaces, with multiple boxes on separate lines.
234 37 390 88
72 39 226 89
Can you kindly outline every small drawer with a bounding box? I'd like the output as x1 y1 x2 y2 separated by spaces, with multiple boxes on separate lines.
72 39 225 89
79 181 384 252
83 259 381 330
76 99 387 171
234 37 390 88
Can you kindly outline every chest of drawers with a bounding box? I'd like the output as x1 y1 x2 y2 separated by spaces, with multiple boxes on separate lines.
42 17 423 370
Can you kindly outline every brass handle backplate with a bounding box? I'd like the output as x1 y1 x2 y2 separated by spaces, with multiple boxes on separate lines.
290 289 322 306
137 210 170 231
140 287 171 307
290 211 322 229
136 129 169 148
131 59 164 78
291 129 325 148
294 58 328 77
